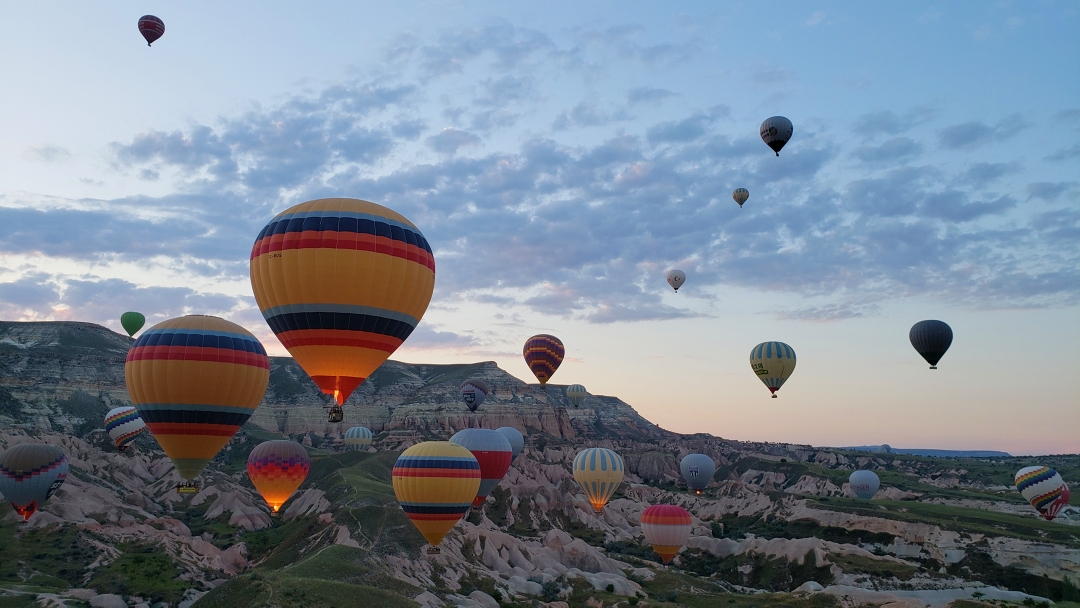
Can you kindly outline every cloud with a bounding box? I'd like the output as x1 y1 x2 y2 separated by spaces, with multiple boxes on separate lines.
426 128 482 155
747 62 797 88
1043 144 1080 162
852 107 936 138
23 145 72 163
582 25 699 67
1026 182 1075 201
938 113 1031 149
956 162 1019 187
553 101 631 131
627 86 677 106
806 11 827 26
852 137 923 164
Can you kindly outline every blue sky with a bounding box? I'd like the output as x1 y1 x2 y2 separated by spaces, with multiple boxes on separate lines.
0 2 1077 454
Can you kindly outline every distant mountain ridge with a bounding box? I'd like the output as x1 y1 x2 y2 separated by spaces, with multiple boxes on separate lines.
841 445 1012 458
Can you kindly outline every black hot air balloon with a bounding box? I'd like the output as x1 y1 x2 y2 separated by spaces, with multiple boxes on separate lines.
909 320 953 369
138 15 165 47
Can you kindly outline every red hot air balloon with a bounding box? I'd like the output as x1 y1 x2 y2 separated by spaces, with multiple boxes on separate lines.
450 429 513 507
138 15 165 47
640 504 692 564
523 334 564 385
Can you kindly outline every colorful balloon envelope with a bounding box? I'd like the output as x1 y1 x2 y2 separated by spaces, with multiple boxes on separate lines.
909 320 953 369
495 427 524 461
138 15 165 46
849 470 880 500
750 341 796 398
104 406 146 451
733 188 749 208
344 426 373 450
640 504 692 564
392 442 480 547
450 429 513 507
0 443 68 521
247 440 310 513
250 198 436 407
566 384 588 407
573 448 625 513
120 312 145 337
1015 466 1071 521
679 454 715 495
125 315 270 480
523 334 564 385
666 269 686 292
760 116 793 156
460 379 491 412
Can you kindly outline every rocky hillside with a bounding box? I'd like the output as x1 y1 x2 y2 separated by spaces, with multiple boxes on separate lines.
1 321 1078 608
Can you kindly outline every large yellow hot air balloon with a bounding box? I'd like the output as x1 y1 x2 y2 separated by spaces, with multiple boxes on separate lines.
250 198 435 414
573 447 625 513
125 315 270 484
392 442 480 549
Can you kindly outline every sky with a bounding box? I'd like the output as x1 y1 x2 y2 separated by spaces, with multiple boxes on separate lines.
0 2 1077 455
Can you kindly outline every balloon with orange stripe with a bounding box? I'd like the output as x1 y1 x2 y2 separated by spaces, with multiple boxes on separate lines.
640 504 692 564
247 440 310 513
392 441 480 547
250 198 436 406
124 315 270 480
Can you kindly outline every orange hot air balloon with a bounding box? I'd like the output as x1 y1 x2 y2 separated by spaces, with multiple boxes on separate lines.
250 198 435 409
125 315 270 482
392 442 480 549
247 440 310 513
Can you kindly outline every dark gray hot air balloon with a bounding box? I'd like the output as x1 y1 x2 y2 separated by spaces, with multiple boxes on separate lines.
849 470 880 500
460 379 491 412
680 454 716 495
909 320 953 369
760 116 793 156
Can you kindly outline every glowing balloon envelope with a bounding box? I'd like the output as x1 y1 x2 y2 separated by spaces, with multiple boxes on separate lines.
0 443 68 521
104 406 146 452
495 427 524 461
344 426 373 450
909 320 953 369
125 315 270 480
849 470 880 500
523 334 564 385
450 429 513 507
1015 466 1071 521
120 312 145 337
138 15 165 46
460 379 491 412
640 504 692 564
247 440 310 513
392 441 480 547
573 448 625 513
733 188 749 208
566 384 587 407
250 198 436 407
680 454 715 495
760 116 793 156
750 341 796 398
666 269 686 292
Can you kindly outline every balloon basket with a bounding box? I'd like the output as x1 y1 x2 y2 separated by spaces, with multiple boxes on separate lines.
177 481 199 495
426 546 441 555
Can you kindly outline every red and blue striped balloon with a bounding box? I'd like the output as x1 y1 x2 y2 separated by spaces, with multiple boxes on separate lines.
450 429 513 507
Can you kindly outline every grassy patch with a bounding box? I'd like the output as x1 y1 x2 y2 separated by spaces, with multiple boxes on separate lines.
829 553 918 581
675 549 834 592
84 542 188 604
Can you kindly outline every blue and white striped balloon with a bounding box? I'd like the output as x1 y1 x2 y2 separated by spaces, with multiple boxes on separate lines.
750 341 797 398
572 447 625 513
344 426 373 451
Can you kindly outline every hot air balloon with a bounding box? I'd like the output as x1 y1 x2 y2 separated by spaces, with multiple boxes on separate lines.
138 15 165 46
125 315 269 491
104 406 146 452
849 470 880 500
250 198 435 423
750 341 796 398
666 269 686 292
496 427 524 461
1015 466 1071 521
120 312 145 337
392 441 480 551
247 440 310 513
566 384 587 407
909 320 953 369
0 444 68 521
344 426 373 451
449 429 513 507
573 448 624 513
460 379 491 412
760 116 793 156
523 334 564 385
679 454 715 495
640 505 692 564
733 188 749 208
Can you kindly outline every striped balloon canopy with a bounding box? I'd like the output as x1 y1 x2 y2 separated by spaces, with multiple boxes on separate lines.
344 426 373 450
572 447 625 513
640 504 692 564
247 440 310 513
750 341 796 398
450 429 513 507
392 442 480 547
0 443 69 521
104 406 146 451
125 315 270 480
250 198 435 407
565 384 587 408
523 334 564 385
1015 466 1071 521
460 379 491 412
